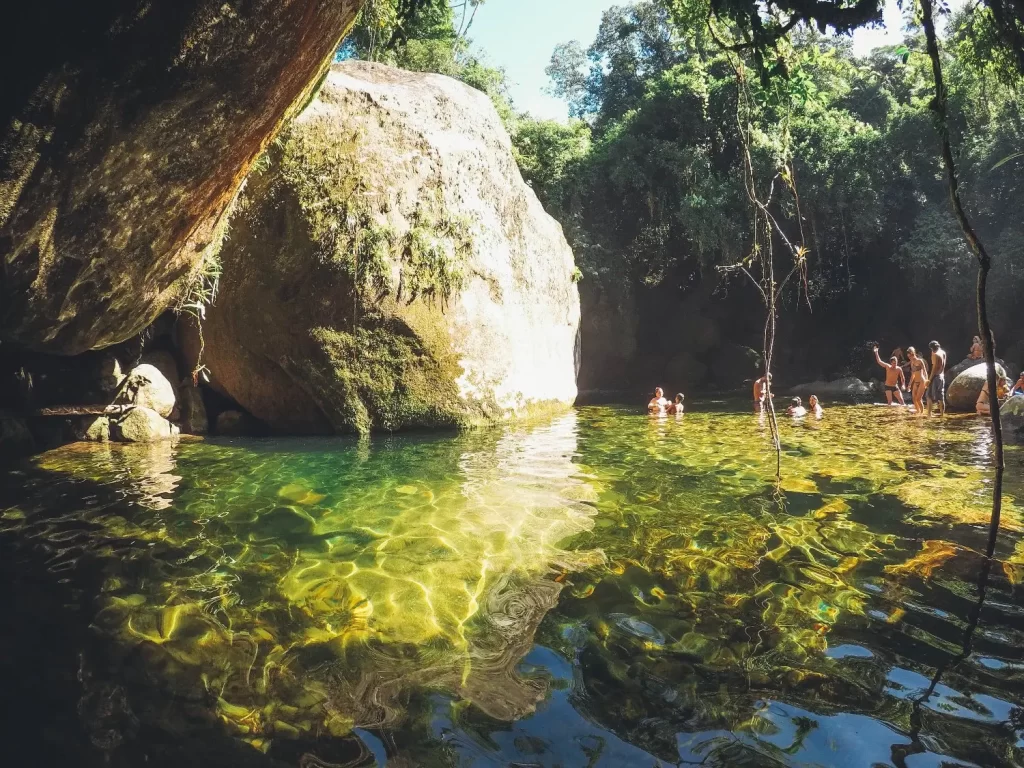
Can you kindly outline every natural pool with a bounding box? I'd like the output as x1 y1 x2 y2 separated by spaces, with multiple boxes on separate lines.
1 403 1023 767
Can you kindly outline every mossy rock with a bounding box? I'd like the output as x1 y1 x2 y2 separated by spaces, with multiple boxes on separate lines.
191 62 581 434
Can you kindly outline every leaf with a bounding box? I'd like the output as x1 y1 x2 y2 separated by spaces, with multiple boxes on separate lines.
990 152 1023 171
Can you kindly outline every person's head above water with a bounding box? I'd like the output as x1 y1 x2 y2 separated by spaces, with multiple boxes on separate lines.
809 395 819 408
674 393 684 404
929 340 941 351
791 397 802 407
654 387 664 398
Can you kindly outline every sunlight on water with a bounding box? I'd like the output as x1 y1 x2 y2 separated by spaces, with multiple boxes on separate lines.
1 403 1023 766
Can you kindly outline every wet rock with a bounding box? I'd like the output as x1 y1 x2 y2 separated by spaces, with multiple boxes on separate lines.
76 416 111 443
115 364 176 418
947 362 1007 412
0 418 34 461
790 377 871 397
177 386 208 435
112 407 179 442
0 1 363 355
251 507 316 542
191 61 581 434
1002 396 1024 445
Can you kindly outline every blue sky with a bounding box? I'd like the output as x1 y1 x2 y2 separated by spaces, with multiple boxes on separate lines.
468 0 934 121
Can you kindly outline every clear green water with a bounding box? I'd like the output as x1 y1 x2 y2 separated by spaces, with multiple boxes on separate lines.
2 403 1024 767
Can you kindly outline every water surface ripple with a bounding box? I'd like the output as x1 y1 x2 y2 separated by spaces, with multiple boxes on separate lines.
1 403 1023 767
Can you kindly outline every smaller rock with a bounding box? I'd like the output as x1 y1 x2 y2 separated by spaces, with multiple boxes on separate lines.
0 418 34 461
113 407 179 442
76 417 111 443
790 377 871 397
946 362 1007 412
177 386 209 435
1002 396 1024 445
116 364 177 418
216 410 260 436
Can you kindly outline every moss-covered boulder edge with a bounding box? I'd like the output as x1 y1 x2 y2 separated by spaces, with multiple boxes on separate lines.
187 61 581 435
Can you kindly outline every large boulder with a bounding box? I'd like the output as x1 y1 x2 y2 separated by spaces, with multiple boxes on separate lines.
1 0 363 354
192 62 581 434
115 364 176 418
947 362 1007 412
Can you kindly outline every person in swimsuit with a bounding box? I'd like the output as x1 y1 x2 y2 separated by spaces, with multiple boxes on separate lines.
906 346 929 416
926 340 947 417
648 387 669 414
668 393 685 415
873 346 907 405
977 376 1010 416
787 397 807 417
753 373 772 413
969 336 984 360
808 394 823 418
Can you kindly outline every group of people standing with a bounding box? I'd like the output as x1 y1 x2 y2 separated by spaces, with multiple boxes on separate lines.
872 340 948 417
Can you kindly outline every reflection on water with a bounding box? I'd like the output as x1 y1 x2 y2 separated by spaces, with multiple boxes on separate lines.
1 404 1024 766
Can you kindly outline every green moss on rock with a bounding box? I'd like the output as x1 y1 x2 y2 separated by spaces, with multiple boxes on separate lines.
308 323 465 434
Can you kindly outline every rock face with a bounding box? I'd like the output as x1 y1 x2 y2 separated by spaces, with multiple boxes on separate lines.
178 386 209 435
1 0 363 354
947 363 1007 412
194 62 581 434
790 377 872 397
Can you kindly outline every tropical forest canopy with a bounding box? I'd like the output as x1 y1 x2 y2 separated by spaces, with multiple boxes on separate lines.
346 0 1024 386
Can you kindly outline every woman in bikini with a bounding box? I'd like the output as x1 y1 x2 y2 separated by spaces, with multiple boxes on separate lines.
906 346 929 416
969 336 984 360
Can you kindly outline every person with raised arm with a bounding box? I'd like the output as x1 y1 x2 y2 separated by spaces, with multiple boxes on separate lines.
873 346 907 406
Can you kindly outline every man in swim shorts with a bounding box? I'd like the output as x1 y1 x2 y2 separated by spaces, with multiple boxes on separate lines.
753 373 772 413
873 346 907 405
926 340 947 417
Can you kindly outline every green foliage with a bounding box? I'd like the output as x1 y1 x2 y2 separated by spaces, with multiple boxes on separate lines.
515 0 1024 373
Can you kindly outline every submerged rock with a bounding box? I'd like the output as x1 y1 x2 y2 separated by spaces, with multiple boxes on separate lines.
115 364 176 418
947 362 1007 412
0 0 363 354
113 407 179 442
192 62 581 434
76 416 112 443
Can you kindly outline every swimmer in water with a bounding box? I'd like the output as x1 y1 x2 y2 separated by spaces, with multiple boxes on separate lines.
668 393 684 415
648 387 669 414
